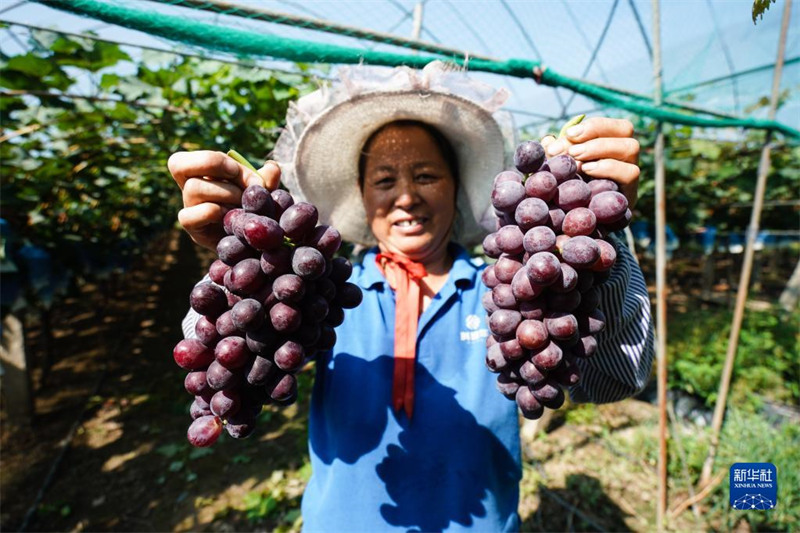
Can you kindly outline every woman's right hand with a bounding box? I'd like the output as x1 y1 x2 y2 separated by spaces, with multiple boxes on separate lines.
168 150 281 251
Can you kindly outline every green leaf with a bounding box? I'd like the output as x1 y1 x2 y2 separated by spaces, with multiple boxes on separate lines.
156 443 183 458
752 0 777 23
188 447 214 460
168 460 184 472
5 55 53 77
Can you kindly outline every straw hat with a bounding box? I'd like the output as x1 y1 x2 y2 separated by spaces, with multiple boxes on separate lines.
273 61 517 247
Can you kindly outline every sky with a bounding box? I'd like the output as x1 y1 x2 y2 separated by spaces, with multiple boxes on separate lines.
1 0 797 136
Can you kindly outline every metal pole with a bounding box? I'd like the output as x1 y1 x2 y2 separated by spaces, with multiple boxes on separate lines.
411 2 424 41
651 0 668 530
699 0 792 488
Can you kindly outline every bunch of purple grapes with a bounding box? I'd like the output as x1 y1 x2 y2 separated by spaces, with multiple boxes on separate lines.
482 140 631 419
172 184 362 447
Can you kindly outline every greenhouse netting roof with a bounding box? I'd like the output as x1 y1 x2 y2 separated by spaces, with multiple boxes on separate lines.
1 0 797 138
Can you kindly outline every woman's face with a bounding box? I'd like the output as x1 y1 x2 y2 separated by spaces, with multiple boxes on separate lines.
361 123 457 264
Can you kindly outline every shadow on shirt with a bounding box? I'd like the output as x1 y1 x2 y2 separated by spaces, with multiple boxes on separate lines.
311 353 519 532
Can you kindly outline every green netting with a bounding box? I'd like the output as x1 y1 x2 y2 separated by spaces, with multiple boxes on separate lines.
35 0 800 139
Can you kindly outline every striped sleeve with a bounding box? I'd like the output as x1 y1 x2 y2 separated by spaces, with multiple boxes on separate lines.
181 275 211 340
569 236 655 404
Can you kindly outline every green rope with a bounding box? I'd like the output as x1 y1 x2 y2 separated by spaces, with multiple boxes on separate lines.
35 0 799 139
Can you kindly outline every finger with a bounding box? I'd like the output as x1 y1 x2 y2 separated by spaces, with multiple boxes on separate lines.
540 135 557 150
168 150 262 190
579 159 640 207
183 177 245 208
568 137 639 164
178 203 228 251
564 117 634 143
257 161 282 191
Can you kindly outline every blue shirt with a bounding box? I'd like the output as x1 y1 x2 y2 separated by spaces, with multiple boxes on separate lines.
302 245 522 532
182 239 654 532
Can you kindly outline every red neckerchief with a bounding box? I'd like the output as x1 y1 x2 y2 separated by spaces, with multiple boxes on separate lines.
375 251 427 420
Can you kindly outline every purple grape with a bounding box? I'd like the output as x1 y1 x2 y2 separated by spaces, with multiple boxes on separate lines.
268 373 297 401
270 189 294 217
246 355 276 386
494 255 523 284
588 191 629 224
482 232 503 259
205 360 240 390
173 339 214 370
550 263 578 293
223 208 245 235
524 171 558 202
519 359 547 386
593 239 617 271
316 278 337 301
496 225 525 255
307 225 342 258
532 340 563 370
214 336 252 369
243 215 284 251
514 140 546 174
520 297 547 320
280 202 318 241
260 247 292 278
532 381 563 403
547 208 565 233
329 257 353 285
485 343 508 373
547 154 578 183
274 340 305 372
588 178 618 197
215 310 241 337
578 309 606 335
544 312 578 340
230 298 265 332
552 359 581 387
577 287 600 314
571 334 598 358
555 179 591 211
493 170 524 185
511 267 543 302
270 302 301 332
232 212 257 241
516 319 548 351
195 315 220 346
225 410 258 439
245 323 277 355
273 274 306 303
514 197 550 231
301 293 330 323
559 236 601 269
516 386 544 420
482 290 499 314
481 264 500 289
523 226 557 254
526 252 561 286
489 309 522 337
242 184 276 217
210 389 241 418
187 415 223 447
496 374 521 399
335 282 362 309
576 270 595 292
498 338 526 360
491 180 526 213
316 324 337 351
492 284 517 309
562 207 597 237
208 260 230 285
601 208 632 232
292 246 326 280
190 282 228 318
228 258 267 295
185 371 210 396
190 398 212 420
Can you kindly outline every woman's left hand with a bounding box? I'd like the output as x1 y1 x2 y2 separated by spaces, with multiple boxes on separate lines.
541 117 640 208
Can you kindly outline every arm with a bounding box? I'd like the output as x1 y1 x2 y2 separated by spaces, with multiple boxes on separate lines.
569 237 654 403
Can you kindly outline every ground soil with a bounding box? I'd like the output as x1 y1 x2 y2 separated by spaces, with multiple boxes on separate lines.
0 230 791 532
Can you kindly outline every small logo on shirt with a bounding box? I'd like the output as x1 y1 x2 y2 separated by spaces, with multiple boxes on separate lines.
461 314 488 343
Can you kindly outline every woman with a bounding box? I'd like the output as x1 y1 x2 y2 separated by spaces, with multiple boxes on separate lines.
169 62 653 532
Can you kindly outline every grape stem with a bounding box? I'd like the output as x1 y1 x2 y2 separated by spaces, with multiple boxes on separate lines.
227 149 259 173
557 114 586 139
